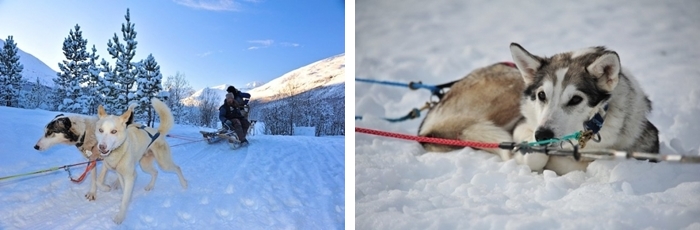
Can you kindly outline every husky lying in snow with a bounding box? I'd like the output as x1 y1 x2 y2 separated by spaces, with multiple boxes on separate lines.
95 98 187 224
419 43 659 175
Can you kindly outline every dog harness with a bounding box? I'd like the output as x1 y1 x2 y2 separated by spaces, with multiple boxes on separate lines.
137 125 160 148
583 104 609 134
579 103 609 149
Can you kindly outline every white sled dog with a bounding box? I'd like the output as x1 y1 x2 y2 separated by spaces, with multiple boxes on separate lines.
95 98 188 224
419 43 659 175
34 113 134 201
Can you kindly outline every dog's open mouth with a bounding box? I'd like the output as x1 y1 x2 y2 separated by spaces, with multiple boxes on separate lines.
99 149 112 157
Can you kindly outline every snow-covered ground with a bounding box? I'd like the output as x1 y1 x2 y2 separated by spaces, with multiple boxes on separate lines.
355 0 700 229
0 106 344 229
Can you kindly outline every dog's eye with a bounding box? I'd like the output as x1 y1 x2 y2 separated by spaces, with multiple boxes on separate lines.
98 128 103 133
567 95 583 106
537 91 546 102
110 130 117 134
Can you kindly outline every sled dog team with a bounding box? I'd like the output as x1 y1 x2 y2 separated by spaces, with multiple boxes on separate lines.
34 98 187 224
33 86 252 224
419 43 659 175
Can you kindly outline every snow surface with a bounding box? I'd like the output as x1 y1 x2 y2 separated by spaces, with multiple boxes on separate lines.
355 0 700 229
0 106 344 229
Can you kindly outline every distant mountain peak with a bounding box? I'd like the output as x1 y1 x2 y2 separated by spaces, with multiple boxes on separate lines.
183 54 344 105
0 39 58 87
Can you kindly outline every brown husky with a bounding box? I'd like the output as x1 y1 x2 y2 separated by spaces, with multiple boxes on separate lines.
418 62 525 161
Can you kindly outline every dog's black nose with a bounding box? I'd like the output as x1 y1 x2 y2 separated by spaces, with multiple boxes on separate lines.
33 145 40 150
535 128 555 142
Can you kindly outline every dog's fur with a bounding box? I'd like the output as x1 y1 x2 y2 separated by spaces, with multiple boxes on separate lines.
509 43 658 174
95 98 187 224
418 62 525 161
35 114 100 159
419 43 659 175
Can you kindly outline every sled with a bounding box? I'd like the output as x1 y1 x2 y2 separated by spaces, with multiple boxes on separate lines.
199 129 246 149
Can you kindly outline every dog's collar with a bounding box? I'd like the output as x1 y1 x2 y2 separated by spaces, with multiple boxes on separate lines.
75 130 87 148
583 103 609 134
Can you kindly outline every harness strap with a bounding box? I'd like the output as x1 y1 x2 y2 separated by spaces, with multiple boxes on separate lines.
138 125 160 148
579 104 609 148
583 104 608 134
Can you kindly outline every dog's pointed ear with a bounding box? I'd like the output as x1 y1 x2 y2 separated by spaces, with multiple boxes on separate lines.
119 104 135 124
97 105 107 119
587 52 620 92
510 43 542 84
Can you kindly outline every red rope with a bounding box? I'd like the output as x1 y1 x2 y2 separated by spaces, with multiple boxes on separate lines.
355 127 500 149
166 134 201 141
171 139 205 147
70 160 97 183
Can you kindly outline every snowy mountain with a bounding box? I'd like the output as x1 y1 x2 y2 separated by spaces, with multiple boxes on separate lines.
242 81 265 90
0 39 57 86
249 54 345 101
183 53 345 104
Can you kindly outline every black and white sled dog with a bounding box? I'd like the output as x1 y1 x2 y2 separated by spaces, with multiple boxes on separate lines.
419 43 659 175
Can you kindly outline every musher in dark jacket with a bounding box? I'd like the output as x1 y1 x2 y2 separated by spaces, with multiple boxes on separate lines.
219 93 250 144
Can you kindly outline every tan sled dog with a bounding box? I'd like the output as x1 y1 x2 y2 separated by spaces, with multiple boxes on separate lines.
95 98 188 224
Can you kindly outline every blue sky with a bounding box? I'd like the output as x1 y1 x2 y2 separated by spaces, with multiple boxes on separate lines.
0 0 345 90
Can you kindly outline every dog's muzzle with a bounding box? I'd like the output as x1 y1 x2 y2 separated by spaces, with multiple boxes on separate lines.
98 144 112 157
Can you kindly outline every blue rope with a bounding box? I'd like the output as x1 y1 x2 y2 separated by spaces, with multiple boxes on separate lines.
356 78 441 95
356 108 422 123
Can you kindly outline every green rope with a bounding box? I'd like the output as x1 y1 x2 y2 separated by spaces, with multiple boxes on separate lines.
0 160 96 181
527 131 582 147
0 166 63 181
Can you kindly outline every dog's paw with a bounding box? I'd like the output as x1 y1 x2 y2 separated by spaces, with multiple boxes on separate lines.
515 152 548 171
113 214 125 224
85 192 96 201
181 180 188 189
111 180 121 191
144 185 154 191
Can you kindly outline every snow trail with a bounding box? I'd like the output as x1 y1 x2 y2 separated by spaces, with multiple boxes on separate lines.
0 106 344 229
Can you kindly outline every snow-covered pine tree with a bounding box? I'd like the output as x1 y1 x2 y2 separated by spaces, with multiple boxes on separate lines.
80 45 102 115
107 8 138 113
99 58 121 114
56 24 89 113
0 36 24 107
21 78 44 109
134 54 163 127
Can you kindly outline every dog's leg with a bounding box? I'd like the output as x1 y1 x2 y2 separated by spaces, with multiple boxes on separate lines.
545 157 589 175
153 144 188 189
85 165 99 201
113 171 134 224
513 122 548 172
140 152 158 191
97 163 112 192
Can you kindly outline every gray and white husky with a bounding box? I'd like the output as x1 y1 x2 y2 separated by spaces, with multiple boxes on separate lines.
419 43 659 175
